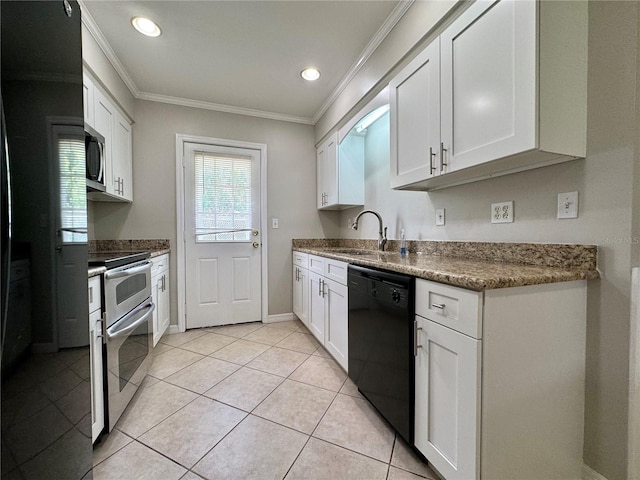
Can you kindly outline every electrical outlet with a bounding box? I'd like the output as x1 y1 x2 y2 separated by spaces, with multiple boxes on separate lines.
271 218 279 229
491 201 514 224
435 208 445 226
557 191 578 219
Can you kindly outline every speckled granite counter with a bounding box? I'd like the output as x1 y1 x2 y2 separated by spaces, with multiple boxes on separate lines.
88 239 170 277
89 239 170 256
292 239 599 291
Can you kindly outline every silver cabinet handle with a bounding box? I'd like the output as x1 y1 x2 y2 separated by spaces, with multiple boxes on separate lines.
413 320 423 356
321 279 327 298
318 278 322 297
431 303 445 310
429 147 436 174
440 142 448 172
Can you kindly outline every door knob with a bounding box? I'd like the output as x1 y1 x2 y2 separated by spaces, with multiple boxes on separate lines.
252 230 259 236
252 242 260 248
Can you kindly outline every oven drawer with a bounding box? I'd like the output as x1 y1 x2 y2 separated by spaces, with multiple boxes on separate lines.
415 279 483 339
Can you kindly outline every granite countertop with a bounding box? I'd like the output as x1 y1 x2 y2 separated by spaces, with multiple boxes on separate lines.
87 239 170 277
293 239 600 291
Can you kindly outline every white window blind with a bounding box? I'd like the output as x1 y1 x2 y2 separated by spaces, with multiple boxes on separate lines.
194 151 252 242
58 138 87 243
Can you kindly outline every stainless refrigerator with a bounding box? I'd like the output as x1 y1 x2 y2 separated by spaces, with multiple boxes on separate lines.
1 1 93 478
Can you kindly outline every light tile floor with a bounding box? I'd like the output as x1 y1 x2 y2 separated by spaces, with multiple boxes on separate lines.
93 319 438 480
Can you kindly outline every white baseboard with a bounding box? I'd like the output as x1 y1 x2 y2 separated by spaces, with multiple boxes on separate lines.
166 314 296 333
583 464 608 480
167 324 182 335
265 313 297 324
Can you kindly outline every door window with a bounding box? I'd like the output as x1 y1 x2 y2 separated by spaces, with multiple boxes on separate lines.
194 152 253 242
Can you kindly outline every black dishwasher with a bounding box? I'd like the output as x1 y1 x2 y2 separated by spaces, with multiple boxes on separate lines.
348 265 415 444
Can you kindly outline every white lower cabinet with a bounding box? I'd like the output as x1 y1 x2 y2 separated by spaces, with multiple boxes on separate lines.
296 253 348 371
415 315 480 480
88 276 104 443
151 254 170 346
414 278 588 480
293 252 309 328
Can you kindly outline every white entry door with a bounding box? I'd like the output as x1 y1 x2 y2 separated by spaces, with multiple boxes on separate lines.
184 142 262 328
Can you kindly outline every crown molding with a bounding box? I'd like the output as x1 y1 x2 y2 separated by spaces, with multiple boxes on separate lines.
78 0 409 126
137 92 314 125
78 0 140 97
311 0 414 125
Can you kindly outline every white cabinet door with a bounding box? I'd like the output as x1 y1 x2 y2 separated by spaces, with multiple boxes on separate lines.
88 276 104 443
440 0 536 172
390 39 441 188
113 111 133 201
324 278 348 371
317 132 338 208
89 308 104 442
151 271 162 346
293 266 303 319
93 88 115 196
415 316 481 480
158 271 170 340
308 271 325 343
293 265 309 327
151 255 170 346
83 73 95 128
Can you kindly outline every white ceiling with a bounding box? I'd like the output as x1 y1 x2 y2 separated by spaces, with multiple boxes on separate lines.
81 0 406 124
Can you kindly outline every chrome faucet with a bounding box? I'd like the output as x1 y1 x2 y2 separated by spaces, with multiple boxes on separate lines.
351 210 388 251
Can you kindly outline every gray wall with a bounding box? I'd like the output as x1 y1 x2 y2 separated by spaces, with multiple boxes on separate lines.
92 100 338 324
323 3 638 479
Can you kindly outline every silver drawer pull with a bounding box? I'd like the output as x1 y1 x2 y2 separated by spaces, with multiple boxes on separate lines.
431 303 446 310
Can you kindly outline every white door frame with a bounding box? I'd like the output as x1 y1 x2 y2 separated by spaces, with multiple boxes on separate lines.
630 268 640 480
175 134 268 332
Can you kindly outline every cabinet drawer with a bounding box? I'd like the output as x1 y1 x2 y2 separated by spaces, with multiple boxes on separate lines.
88 276 102 314
415 279 482 339
324 258 348 285
151 254 169 277
293 252 308 269
308 254 325 275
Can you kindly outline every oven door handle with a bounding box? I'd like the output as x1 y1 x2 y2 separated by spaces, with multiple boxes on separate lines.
107 302 155 339
104 260 152 279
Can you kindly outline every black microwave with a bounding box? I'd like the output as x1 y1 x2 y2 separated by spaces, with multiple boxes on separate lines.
85 124 106 192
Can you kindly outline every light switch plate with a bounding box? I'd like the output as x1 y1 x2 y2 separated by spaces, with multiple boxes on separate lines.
271 218 279 229
491 201 514 224
557 192 578 219
435 208 445 226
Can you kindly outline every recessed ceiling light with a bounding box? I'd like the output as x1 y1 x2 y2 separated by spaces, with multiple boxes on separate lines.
131 17 162 37
301 68 320 81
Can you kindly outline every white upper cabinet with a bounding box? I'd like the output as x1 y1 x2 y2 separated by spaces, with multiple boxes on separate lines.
316 90 390 211
316 131 364 210
84 72 134 203
83 73 95 127
391 0 587 191
390 39 441 188
113 111 133 201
